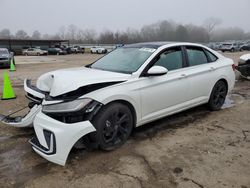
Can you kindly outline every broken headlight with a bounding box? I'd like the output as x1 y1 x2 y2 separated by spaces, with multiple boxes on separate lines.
42 99 102 123
42 98 92 113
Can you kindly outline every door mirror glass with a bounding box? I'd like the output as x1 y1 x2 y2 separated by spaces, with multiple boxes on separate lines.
147 66 168 76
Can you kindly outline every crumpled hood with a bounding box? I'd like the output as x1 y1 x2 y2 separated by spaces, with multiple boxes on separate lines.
36 67 130 97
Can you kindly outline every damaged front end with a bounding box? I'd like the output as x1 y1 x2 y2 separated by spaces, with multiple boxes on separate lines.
29 98 101 165
1 77 101 165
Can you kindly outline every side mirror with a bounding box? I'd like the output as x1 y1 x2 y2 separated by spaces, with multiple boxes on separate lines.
147 66 168 76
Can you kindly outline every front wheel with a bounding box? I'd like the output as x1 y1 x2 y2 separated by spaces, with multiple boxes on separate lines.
208 81 227 111
90 103 133 151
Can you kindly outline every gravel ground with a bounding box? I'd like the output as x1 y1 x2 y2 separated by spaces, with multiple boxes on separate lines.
0 52 250 188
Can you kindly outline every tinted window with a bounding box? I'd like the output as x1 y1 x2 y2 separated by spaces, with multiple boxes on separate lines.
204 49 218 62
186 47 208 66
154 47 183 71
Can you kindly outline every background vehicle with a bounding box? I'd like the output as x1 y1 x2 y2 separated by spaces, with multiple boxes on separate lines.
237 54 250 77
47 48 67 55
71 46 85 54
240 43 250 51
23 48 48 56
0 48 13 68
220 43 240 52
90 46 107 54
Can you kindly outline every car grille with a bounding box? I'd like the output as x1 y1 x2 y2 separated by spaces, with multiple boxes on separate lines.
0 58 8 61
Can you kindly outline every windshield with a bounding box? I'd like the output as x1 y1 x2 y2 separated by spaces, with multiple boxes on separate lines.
90 47 155 74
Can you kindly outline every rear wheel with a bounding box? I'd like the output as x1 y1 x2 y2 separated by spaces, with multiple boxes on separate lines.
90 103 133 151
208 81 227 111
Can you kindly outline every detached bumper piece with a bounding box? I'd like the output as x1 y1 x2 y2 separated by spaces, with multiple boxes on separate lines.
29 130 56 155
0 105 41 127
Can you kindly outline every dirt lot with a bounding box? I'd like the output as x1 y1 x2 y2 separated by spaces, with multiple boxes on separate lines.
0 52 250 188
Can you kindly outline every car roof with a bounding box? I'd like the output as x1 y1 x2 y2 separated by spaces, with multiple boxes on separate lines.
124 41 210 49
125 42 175 49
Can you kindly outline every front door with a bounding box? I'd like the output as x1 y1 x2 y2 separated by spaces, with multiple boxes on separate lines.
139 46 189 123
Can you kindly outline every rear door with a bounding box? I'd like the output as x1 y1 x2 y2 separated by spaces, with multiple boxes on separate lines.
183 46 220 103
139 46 190 123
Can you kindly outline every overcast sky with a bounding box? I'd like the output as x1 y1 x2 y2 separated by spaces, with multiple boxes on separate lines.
0 0 249 35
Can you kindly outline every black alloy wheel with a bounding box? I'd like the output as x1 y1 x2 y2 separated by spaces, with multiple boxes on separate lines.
208 81 228 111
91 103 133 151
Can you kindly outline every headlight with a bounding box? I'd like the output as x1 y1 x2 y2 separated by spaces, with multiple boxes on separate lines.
42 98 92 113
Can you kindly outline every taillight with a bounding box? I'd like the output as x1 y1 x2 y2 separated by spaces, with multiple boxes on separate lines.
232 64 236 71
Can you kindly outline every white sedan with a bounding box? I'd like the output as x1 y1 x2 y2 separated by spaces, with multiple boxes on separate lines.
1 42 235 165
90 46 107 54
23 48 48 56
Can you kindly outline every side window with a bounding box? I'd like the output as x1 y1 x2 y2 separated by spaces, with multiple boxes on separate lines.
154 47 183 71
186 47 208 66
204 49 218 62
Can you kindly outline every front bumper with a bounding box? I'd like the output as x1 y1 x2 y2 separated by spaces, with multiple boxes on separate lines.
29 111 96 166
0 60 10 67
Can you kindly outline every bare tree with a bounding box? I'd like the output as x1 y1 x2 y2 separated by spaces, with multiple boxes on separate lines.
76 29 85 42
98 30 115 44
83 29 97 44
15 30 29 39
212 27 245 41
67 24 78 42
0 28 11 38
175 25 189 41
203 17 222 41
31 30 41 39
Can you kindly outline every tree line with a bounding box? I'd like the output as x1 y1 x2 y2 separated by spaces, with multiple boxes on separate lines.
0 18 249 44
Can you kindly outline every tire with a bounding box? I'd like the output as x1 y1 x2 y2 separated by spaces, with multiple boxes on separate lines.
208 81 227 111
231 48 235 52
90 103 133 151
37 53 40 56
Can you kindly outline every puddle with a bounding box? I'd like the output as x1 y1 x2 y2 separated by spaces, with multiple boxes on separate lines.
222 96 235 109
222 92 248 109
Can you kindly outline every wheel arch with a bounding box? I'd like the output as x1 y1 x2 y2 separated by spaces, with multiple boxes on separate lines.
104 99 137 128
209 78 229 98
218 78 228 91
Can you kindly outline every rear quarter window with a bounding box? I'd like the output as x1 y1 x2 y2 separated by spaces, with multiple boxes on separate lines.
204 49 218 62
